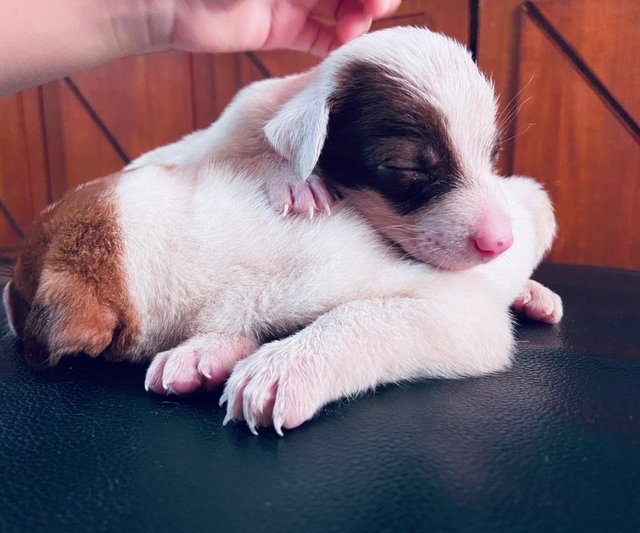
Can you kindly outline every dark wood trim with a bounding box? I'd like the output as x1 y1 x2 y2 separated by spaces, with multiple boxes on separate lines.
63 77 131 164
524 1 640 142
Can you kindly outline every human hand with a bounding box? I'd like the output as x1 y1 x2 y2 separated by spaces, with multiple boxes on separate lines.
147 0 402 57
1 0 400 97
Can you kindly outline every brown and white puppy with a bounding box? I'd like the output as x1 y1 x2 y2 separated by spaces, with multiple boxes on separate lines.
4 27 562 434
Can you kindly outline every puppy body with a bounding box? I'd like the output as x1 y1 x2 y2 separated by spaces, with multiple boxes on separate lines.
119 166 546 355
5 28 562 433
6 160 554 432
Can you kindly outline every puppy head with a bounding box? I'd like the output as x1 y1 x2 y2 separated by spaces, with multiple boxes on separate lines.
265 27 512 270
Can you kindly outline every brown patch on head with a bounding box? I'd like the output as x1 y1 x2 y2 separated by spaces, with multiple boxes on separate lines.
10 175 140 367
318 60 464 215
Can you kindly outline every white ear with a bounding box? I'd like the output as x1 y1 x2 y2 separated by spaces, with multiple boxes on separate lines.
264 80 333 179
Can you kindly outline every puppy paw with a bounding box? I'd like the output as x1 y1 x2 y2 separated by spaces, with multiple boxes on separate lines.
219 339 323 435
267 174 336 218
513 279 563 324
145 334 257 395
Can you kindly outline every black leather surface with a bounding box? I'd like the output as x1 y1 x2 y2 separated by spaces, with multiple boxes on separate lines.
1 264 639 532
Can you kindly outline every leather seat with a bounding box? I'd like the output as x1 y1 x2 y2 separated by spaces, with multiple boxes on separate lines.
1 264 639 532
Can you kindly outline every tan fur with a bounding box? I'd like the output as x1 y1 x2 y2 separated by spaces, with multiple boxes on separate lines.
11 175 139 367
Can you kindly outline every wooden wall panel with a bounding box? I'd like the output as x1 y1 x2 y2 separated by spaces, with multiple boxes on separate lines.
251 0 470 78
533 0 639 124
382 0 469 46
41 81 126 198
478 0 639 269
71 53 195 160
0 89 48 255
513 4 639 269
477 0 525 175
41 53 196 198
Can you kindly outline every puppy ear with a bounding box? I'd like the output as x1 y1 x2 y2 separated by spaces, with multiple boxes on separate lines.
23 270 118 368
264 79 333 179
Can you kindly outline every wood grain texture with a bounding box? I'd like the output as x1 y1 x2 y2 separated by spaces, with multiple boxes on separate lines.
41 52 196 199
41 80 126 199
533 0 639 124
71 52 195 160
0 89 48 255
514 6 639 269
477 0 525 175
192 53 219 130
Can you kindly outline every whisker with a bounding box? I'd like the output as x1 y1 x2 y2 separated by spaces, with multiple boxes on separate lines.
497 96 533 133
500 123 535 145
497 74 535 125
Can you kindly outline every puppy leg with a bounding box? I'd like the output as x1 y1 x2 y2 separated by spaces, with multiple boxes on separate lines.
258 153 335 217
268 173 336 218
512 279 563 324
145 333 258 395
221 292 514 435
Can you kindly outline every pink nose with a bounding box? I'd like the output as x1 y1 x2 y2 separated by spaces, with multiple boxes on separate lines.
473 230 514 257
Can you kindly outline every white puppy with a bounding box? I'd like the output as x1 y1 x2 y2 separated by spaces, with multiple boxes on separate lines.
4 27 562 434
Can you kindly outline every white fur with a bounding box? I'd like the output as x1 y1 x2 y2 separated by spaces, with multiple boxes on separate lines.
113 27 559 433
128 27 509 269
115 160 554 433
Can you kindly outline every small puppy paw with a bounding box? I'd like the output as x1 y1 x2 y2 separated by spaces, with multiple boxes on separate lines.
220 339 323 435
267 174 336 218
145 334 257 395
513 279 563 324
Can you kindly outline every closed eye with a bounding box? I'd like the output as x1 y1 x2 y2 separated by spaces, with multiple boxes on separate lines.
378 164 424 174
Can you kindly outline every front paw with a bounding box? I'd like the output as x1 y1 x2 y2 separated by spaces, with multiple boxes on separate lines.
512 279 563 324
267 174 336 218
220 339 324 435
145 334 257 395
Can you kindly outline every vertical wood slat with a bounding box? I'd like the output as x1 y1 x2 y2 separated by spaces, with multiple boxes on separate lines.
40 79 125 199
476 0 525 176
0 89 49 255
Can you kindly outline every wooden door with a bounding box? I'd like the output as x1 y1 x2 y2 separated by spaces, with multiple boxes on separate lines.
478 0 640 269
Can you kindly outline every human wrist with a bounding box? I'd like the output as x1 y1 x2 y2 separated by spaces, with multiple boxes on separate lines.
0 0 169 96
105 0 177 56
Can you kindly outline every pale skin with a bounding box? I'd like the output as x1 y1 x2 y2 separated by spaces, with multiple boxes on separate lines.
1 0 401 98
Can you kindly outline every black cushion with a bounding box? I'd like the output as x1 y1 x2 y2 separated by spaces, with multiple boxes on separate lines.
1 264 639 532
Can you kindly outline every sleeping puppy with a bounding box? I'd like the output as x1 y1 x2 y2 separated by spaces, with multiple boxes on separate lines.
3 27 562 434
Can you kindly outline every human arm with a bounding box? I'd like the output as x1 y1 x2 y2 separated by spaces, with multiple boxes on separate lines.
1 0 400 97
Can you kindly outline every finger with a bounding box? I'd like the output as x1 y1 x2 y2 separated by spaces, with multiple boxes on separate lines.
362 0 403 19
290 17 340 57
309 0 400 22
335 0 374 45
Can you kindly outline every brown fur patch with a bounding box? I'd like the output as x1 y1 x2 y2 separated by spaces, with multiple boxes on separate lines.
11 175 140 367
318 60 464 215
